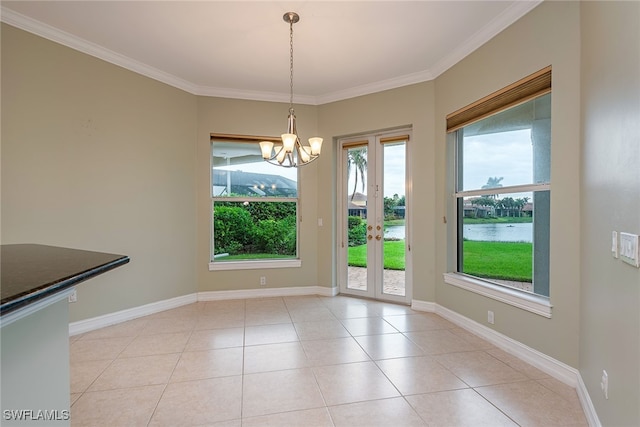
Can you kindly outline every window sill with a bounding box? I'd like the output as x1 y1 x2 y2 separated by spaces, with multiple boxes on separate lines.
443 272 552 318
209 259 302 271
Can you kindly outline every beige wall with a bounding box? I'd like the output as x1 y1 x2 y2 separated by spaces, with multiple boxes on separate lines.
434 1 582 366
580 2 640 425
1 25 198 321
196 97 320 292
3 8 640 424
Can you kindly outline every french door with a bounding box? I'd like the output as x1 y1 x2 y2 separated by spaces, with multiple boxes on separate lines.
338 130 411 304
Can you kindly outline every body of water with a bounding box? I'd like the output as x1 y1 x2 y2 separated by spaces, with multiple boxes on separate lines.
464 223 532 243
385 225 405 239
384 222 533 243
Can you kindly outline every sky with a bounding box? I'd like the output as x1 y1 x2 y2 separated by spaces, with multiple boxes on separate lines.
462 129 533 191
345 143 406 198
215 129 533 200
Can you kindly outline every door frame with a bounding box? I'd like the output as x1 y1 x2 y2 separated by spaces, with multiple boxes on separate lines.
337 128 412 304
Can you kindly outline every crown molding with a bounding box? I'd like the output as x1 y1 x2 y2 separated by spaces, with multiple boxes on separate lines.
315 68 435 105
1 1 542 105
195 85 317 106
429 0 543 79
0 7 201 94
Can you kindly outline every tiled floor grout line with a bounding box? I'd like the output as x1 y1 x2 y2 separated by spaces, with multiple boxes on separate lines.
69 296 588 426
471 387 523 427
144 324 195 427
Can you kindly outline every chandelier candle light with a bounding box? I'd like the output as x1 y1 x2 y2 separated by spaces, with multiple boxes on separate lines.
259 12 323 167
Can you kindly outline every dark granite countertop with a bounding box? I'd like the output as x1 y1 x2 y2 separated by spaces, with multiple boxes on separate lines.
1 244 129 317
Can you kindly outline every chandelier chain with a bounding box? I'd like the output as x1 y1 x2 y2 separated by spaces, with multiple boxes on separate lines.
289 18 294 111
258 12 321 168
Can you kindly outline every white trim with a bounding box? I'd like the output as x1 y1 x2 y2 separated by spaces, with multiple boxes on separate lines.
68 286 337 335
209 259 302 271
444 272 552 318
198 285 336 301
68 293 197 336
0 2 541 105
455 182 550 198
0 7 201 95
429 1 543 79
315 69 434 105
410 299 436 313
576 373 603 427
1 287 75 328
411 300 576 386
419 299 600 426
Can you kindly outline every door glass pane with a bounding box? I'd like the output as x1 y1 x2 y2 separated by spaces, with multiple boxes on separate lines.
345 146 368 291
382 142 406 296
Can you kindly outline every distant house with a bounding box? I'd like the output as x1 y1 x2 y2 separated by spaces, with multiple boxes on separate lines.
463 200 494 218
393 206 406 218
348 192 367 217
212 170 297 197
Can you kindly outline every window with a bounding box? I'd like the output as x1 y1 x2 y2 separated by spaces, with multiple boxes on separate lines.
444 67 552 316
210 134 300 271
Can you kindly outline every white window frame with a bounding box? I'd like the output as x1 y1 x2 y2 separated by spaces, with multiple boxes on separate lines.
209 135 302 272
444 69 552 317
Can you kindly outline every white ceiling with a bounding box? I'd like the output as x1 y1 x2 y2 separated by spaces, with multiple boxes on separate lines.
1 1 541 105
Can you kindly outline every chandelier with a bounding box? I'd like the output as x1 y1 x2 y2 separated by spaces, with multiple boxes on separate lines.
259 12 323 167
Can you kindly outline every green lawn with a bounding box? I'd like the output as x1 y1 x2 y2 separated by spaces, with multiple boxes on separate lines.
462 240 532 282
218 237 530 283
348 241 405 270
215 253 296 261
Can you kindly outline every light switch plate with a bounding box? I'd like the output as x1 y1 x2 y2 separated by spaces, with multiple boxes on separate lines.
619 232 639 267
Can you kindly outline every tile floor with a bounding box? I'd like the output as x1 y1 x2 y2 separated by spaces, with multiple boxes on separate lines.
69 295 588 426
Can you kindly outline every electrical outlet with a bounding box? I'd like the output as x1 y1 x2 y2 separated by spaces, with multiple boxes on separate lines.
601 370 609 399
68 290 77 303
487 310 495 325
260 276 266 286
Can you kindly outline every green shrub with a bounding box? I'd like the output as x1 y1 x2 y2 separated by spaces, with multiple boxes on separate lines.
213 206 254 254
347 216 367 246
254 215 297 255
245 202 296 223
348 216 363 228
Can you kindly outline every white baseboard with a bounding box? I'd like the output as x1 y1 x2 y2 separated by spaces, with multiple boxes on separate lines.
411 299 578 386
576 373 602 427
69 293 197 336
411 299 436 313
69 286 337 335
198 285 337 301
411 298 600 427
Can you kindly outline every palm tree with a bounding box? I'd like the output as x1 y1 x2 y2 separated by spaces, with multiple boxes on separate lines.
481 176 504 202
485 176 504 188
347 148 367 201
514 197 527 217
501 197 515 216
